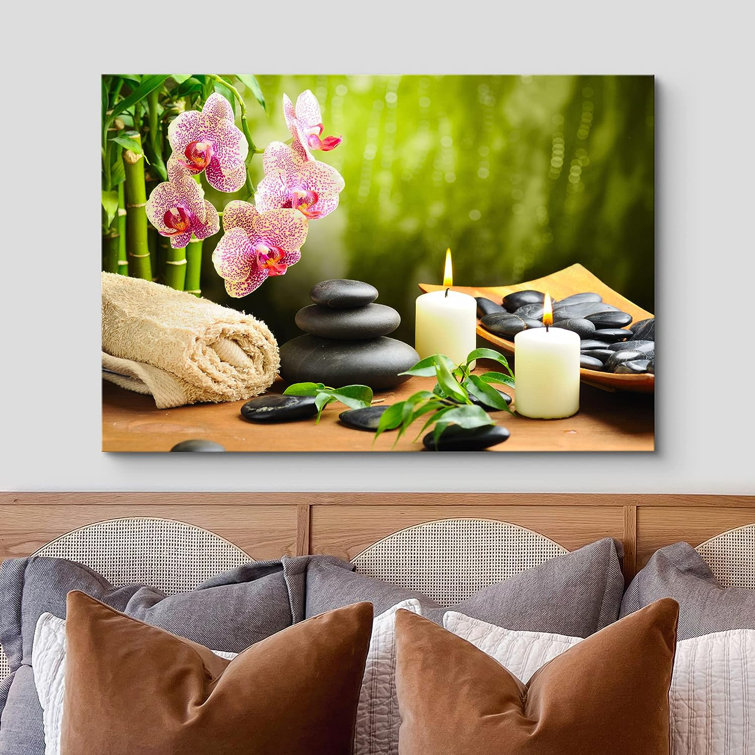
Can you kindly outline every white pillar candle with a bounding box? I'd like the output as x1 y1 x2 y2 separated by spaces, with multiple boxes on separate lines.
514 326 580 418
415 289 477 364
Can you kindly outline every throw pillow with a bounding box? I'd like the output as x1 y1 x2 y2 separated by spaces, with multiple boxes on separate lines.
621 542 755 639
394 599 679 754
61 592 372 755
284 538 625 636
0 556 294 755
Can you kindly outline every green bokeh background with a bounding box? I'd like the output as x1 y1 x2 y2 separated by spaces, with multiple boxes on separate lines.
202 75 654 344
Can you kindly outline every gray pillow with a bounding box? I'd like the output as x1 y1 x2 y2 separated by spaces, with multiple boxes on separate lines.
620 542 755 640
0 557 294 755
284 538 625 637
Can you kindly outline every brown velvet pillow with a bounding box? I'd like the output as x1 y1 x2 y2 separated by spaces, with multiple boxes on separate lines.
395 598 679 755
61 591 373 755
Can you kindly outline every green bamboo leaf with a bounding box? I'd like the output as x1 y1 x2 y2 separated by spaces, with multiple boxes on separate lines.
314 393 334 423
107 75 169 126
375 401 407 441
399 354 455 377
101 190 118 228
111 134 143 154
435 356 468 403
418 405 454 436
110 152 125 187
171 74 193 84
466 374 513 412
174 77 204 97
329 384 373 406
465 347 513 375
478 371 516 388
235 74 266 110
438 404 495 429
283 382 325 397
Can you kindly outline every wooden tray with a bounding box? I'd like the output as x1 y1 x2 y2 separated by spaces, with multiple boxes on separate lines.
419 263 654 393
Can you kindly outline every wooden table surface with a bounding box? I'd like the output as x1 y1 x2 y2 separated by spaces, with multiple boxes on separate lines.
102 362 654 452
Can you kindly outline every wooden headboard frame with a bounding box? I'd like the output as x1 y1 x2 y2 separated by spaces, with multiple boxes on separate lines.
1 493 753 581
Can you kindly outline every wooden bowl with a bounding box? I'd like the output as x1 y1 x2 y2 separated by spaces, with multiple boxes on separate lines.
419 263 654 393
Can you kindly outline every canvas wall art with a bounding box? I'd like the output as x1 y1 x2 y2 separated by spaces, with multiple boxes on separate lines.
101 74 654 452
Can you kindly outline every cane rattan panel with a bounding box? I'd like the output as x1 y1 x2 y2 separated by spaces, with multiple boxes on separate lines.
351 518 568 607
0 518 253 683
696 524 755 589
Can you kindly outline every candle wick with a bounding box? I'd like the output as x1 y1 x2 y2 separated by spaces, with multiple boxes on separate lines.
546 324 550 333
445 287 450 298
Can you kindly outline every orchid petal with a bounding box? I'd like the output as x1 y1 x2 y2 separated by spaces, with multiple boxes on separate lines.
212 227 253 282
146 177 205 233
251 209 309 253
302 160 345 197
170 231 193 249
205 117 248 169
225 268 269 297
222 200 259 235
295 90 323 130
192 201 220 240
166 154 197 181
262 141 303 178
167 110 202 156
203 92 234 122
205 158 247 193
282 249 301 267
254 174 290 212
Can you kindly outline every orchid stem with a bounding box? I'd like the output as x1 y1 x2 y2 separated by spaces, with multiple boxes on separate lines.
123 133 152 280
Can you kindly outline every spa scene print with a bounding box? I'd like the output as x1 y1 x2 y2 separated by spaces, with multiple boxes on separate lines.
101 74 654 452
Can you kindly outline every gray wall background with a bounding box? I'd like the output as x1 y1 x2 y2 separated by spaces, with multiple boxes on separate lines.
1 1 753 493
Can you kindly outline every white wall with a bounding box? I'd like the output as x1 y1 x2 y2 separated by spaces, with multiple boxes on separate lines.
1 1 753 493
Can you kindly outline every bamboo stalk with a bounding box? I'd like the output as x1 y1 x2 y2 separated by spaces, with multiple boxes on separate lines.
164 243 187 290
185 239 204 296
122 133 152 280
102 226 119 273
116 185 128 275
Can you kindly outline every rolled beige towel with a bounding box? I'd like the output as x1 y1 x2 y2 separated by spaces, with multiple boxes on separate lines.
102 272 279 408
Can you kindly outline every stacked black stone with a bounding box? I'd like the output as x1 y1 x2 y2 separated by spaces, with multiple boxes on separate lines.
279 280 420 390
476 290 655 375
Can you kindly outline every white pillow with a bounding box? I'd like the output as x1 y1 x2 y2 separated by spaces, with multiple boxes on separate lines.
446 611 755 755
33 599 423 755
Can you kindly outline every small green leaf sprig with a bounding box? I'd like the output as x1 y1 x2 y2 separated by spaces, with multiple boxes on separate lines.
283 382 373 422
375 348 515 447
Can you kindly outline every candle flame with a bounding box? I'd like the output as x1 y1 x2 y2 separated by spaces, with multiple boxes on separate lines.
543 292 553 328
442 248 453 287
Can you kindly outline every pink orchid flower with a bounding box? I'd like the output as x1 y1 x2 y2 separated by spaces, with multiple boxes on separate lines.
146 162 219 248
212 201 309 297
283 90 342 161
168 92 248 192
255 141 345 220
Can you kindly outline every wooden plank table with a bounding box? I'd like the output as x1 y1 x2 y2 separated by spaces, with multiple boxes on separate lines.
102 363 654 452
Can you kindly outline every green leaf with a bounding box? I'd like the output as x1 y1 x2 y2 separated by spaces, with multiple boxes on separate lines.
418 405 454 436
434 355 469 403
430 405 495 448
399 354 455 377
111 134 143 154
465 347 513 375
235 74 266 110
374 402 407 441
283 382 325 397
213 81 237 116
171 74 193 84
329 385 373 410
314 393 334 423
106 75 169 126
478 371 516 388
174 77 205 97
466 374 513 412
101 190 118 228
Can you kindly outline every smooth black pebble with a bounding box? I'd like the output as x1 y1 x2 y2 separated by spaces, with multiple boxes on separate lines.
580 355 605 370
339 405 393 432
295 303 400 340
579 339 609 351
606 339 655 355
309 279 378 309
502 290 544 311
553 302 617 321
591 328 633 342
423 425 511 451
615 359 651 374
585 310 633 328
630 318 655 340
476 297 506 317
512 303 544 319
604 350 644 371
480 313 543 338
557 318 596 338
170 439 226 452
581 348 615 362
241 395 318 423
554 292 603 308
